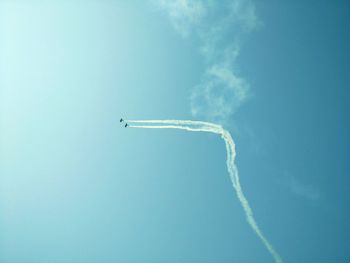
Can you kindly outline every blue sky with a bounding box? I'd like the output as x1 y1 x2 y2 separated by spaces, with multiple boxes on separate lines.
1 1 350 262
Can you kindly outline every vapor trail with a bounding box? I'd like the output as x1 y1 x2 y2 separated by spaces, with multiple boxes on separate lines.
129 125 220 134
126 119 221 129
127 120 283 263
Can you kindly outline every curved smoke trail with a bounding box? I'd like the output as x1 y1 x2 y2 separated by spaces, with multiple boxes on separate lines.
126 119 283 263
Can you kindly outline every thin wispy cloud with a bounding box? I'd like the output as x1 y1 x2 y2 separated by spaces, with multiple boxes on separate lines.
157 0 206 37
154 0 260 123
289 175 321 202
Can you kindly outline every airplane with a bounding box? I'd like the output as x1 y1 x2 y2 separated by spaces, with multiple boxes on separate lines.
120 118 124 122
125 123 128 128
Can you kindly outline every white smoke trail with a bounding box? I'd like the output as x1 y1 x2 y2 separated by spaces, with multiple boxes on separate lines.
126 119 221 129
129 125 220 134
127 119 283 263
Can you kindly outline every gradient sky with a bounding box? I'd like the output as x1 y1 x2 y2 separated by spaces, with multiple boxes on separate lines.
1 1 350 262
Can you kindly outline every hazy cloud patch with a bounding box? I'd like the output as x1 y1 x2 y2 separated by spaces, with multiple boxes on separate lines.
156 0 206 37
286 174 321 202
154 0 259 123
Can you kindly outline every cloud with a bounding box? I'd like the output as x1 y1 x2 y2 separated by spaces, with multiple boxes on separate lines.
288 175 321 202
156 0 206 37
190 61 250 120
154 0 259 123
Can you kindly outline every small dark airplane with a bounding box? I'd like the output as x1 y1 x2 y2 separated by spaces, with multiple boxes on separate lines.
120 118 124 122
125 123 128 128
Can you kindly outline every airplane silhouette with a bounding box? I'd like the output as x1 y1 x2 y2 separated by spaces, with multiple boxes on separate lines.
125 123 128 128
120 118 124 122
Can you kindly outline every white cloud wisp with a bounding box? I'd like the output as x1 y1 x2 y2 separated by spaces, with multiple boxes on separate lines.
155 0 259 123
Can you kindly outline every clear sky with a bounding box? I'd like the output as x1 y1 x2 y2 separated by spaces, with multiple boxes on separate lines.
1 1 350 262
